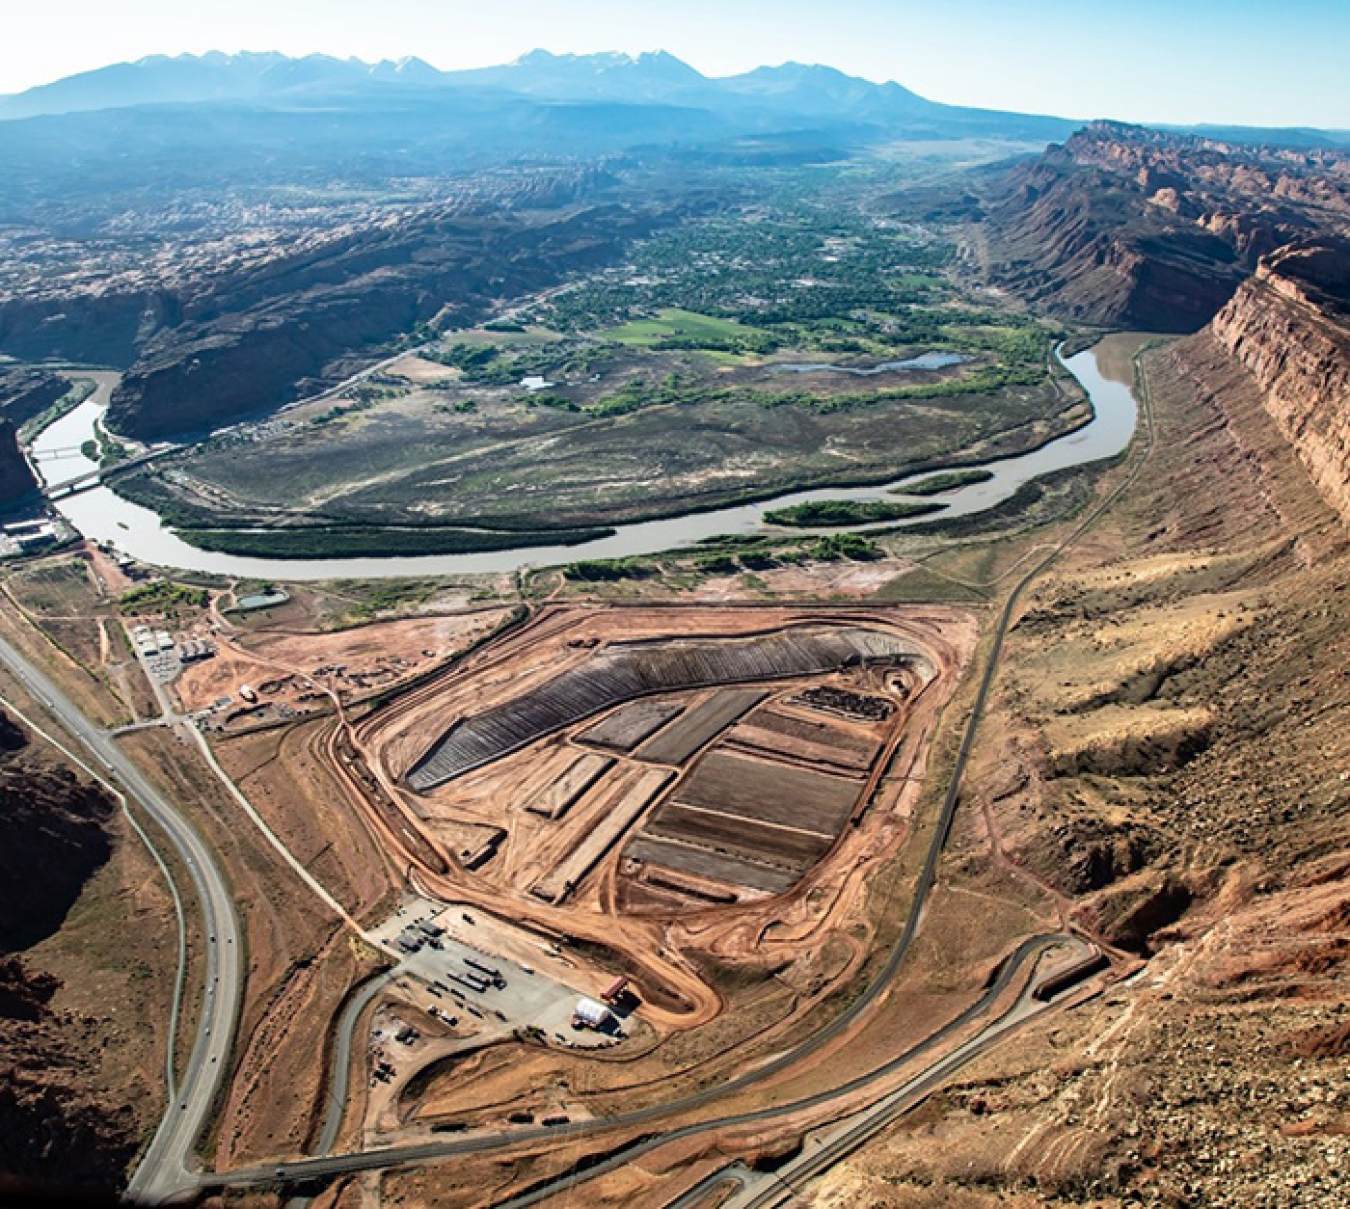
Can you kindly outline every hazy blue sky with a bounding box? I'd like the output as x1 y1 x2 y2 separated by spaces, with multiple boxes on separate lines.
7 0 1350 128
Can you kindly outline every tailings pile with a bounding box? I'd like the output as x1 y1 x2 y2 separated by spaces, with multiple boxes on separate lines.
408 625 920 790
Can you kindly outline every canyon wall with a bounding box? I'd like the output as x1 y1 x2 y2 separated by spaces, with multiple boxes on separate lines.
0 708 144 1192
0 291 174 369
981 122 1350 333
1210 241 1350 524
984 125 1350 528
0 367 68 426
0 420 39 510
106 200 664 440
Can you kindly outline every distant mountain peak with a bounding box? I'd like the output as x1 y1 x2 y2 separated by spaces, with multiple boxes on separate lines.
513 48 697 71
514 48 561 66
458 47 709 102
637 50 696 67
717 60 924 119
0 46 1076 145
372 55 441 82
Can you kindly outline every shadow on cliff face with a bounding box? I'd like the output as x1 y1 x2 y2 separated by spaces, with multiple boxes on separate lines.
0 712 116 952
977 123 1350 335
0 709 142 1195
0 1183 151 1208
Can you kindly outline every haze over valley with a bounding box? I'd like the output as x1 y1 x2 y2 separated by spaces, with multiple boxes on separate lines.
1 16 1348 1209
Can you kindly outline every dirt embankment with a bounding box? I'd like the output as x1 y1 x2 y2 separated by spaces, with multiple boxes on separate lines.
820 865 1350 1209
976 327 1349 953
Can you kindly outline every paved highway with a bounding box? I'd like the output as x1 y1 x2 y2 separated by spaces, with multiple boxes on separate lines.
1 347 1150 1203
207 934 1089 1196
500 937 1101 1209
312 970 398 1156
721 938 1100 1208
44 446 179 501
205 349 1155 1199
0 632 244 1205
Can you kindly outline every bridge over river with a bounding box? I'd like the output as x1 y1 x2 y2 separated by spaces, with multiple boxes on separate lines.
40 446 177 501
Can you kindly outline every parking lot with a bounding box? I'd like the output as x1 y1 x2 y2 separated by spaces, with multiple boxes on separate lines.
369 896 626 1049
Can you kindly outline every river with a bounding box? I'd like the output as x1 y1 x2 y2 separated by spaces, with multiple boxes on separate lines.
31 348 1136 582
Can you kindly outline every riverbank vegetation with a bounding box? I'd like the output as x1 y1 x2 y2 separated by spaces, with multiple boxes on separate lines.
117 581 209 615
563 530 883 582
174 523 613 560
764 499 944 527
112 171 1077 542
898 468 996 496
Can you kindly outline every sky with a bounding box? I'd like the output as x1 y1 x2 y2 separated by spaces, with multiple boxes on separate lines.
4 0 1349 129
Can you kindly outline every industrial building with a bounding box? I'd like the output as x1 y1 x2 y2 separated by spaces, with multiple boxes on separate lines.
572 998 612 1030
178 638 216 663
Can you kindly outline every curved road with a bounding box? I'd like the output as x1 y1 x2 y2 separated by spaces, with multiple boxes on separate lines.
0 345 1150 1204
721 941 1100 1209
491 936 1100 1209
211 935 1091 1195
0 631 244 1205
313 970 399 1156
206 348 1155 1199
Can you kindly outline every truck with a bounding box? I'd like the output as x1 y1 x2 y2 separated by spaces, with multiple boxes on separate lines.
464 956 503 984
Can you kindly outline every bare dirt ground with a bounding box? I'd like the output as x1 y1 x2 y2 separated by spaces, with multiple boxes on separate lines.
338 851 1067 1208
0 662 184 1187
212 718 398 923
113 725 378 1168
175 605 512 731
808 333 1350 1208
339 605 974 1031
388 354 461 385
689 559 910 601
342 329 1350 1206
0 550 156 727
189 599 1008 1185
166 592 993 1180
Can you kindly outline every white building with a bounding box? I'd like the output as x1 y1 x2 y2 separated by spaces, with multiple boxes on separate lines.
572 998 612 1030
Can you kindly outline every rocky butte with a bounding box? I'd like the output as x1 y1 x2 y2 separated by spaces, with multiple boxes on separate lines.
0 420 38 509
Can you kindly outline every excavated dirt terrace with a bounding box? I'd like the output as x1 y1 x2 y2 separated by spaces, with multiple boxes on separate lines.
344 604 975 1030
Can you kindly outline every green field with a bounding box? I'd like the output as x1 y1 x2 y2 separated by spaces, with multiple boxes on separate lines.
600 309 772 351
118 185 1075 542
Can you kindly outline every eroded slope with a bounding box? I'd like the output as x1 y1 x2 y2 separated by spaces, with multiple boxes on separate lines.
824 264 1350 1207
978 122 1350 332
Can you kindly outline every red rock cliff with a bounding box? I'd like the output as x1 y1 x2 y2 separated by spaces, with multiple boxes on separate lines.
981 123 1350 333
1209 241 1350 524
